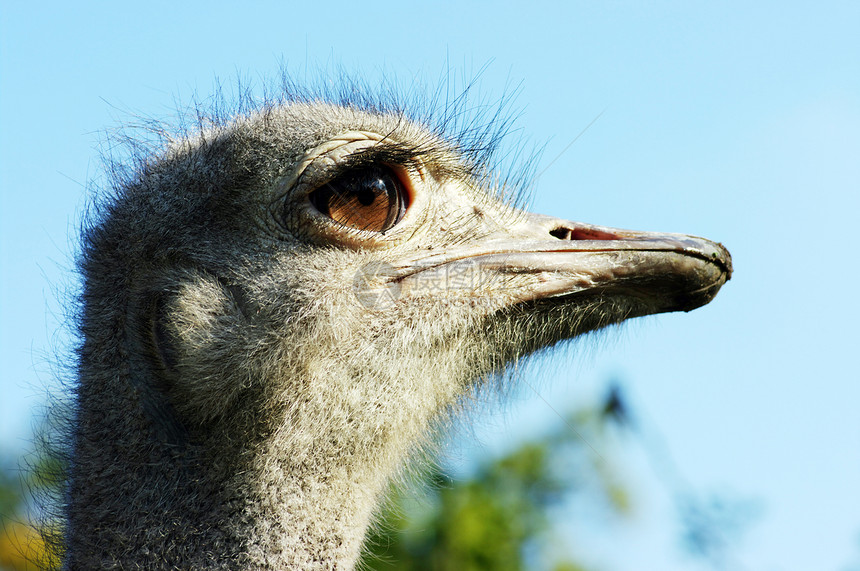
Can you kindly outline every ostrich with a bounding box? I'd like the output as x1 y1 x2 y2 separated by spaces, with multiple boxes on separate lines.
63 87 732 570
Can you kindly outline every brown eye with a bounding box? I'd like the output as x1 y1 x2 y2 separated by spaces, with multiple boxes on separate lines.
308 165 408 233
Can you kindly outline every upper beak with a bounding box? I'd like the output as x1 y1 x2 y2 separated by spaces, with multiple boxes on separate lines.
389 212 732 316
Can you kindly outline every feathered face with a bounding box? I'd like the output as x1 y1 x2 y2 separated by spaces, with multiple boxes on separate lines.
97 101 729 451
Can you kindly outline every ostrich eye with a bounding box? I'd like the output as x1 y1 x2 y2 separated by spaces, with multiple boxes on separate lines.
308 165 408 233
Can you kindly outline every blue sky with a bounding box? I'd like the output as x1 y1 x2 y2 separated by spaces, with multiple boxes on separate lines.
1 2 858 569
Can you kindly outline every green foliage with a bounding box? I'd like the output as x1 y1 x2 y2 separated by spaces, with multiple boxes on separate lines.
360 405 628 571
0 406 68 571
0 458 43 571
0 467 22 520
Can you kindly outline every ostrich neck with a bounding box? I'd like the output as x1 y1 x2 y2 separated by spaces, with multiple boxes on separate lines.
66 357 412 570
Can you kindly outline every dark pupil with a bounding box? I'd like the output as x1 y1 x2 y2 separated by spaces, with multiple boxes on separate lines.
357 180 382 206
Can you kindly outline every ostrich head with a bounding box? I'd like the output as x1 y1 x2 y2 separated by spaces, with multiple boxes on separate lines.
66 91 731 569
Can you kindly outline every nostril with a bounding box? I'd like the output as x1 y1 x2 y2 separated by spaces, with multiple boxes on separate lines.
549 226 573 240
550 226 621 241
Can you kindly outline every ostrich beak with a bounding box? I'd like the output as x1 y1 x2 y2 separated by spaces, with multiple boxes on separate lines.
386 213 732 316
